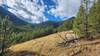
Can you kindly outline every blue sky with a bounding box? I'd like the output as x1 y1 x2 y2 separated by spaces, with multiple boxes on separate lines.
0 0 82 23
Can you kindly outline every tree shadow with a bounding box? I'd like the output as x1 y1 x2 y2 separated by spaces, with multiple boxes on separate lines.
5 49 45 56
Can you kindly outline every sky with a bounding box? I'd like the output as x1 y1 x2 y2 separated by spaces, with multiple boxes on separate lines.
0 0 94 24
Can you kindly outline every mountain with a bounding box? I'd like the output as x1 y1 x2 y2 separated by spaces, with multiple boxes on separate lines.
0 8 74 47
0 4 74 30
0 0 82 24
0 0 75 48
0 0 95 24
0 6 29 25
0 4 74 34
0 0 49 24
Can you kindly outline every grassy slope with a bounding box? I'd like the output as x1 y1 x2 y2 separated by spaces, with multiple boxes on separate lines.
8 31 100 56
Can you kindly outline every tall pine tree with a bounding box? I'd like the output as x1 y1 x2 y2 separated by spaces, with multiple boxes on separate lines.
0 16 13 56
73 0 100 39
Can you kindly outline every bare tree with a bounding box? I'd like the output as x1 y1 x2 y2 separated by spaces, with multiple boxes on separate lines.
57 31 78 47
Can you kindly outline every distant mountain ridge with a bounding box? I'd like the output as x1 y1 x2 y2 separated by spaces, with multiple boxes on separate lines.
0 6 74 35
0 6 28 25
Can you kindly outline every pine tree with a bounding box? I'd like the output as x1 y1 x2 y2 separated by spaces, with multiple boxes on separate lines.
73 6 85 37
88 1 100 37
0 16 13 56
73 0 100 39
82 0 91 40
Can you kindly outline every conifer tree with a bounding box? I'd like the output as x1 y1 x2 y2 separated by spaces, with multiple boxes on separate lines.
82 0 91 40
0 16 13 56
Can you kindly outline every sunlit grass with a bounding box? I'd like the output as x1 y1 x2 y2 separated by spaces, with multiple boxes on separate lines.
8 31 100 56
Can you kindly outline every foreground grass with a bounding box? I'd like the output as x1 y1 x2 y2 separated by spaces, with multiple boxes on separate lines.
7 31 100 56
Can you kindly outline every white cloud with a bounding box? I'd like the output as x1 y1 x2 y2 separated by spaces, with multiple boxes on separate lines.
1 0 48 24
49 0 95 19
0 0 95 23
0 0 3 5
49 0 81 18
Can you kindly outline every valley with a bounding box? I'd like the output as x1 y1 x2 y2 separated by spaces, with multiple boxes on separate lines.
0 0 100 56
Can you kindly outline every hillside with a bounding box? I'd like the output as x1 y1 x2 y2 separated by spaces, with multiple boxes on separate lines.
6 31 100 56
0 1 100 56
0 11 74 49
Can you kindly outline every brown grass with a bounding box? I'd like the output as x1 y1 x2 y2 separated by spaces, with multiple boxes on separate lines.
7 31 100 56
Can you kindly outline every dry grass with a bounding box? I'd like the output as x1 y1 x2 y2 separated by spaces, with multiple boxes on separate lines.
7 31 100 56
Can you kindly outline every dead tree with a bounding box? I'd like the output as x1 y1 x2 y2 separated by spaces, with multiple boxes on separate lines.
57 31 79 47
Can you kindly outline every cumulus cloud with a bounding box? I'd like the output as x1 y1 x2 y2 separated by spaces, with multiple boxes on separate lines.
0 0 95 23
49 0 81 18
0 0 3 5
1 0 48 24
